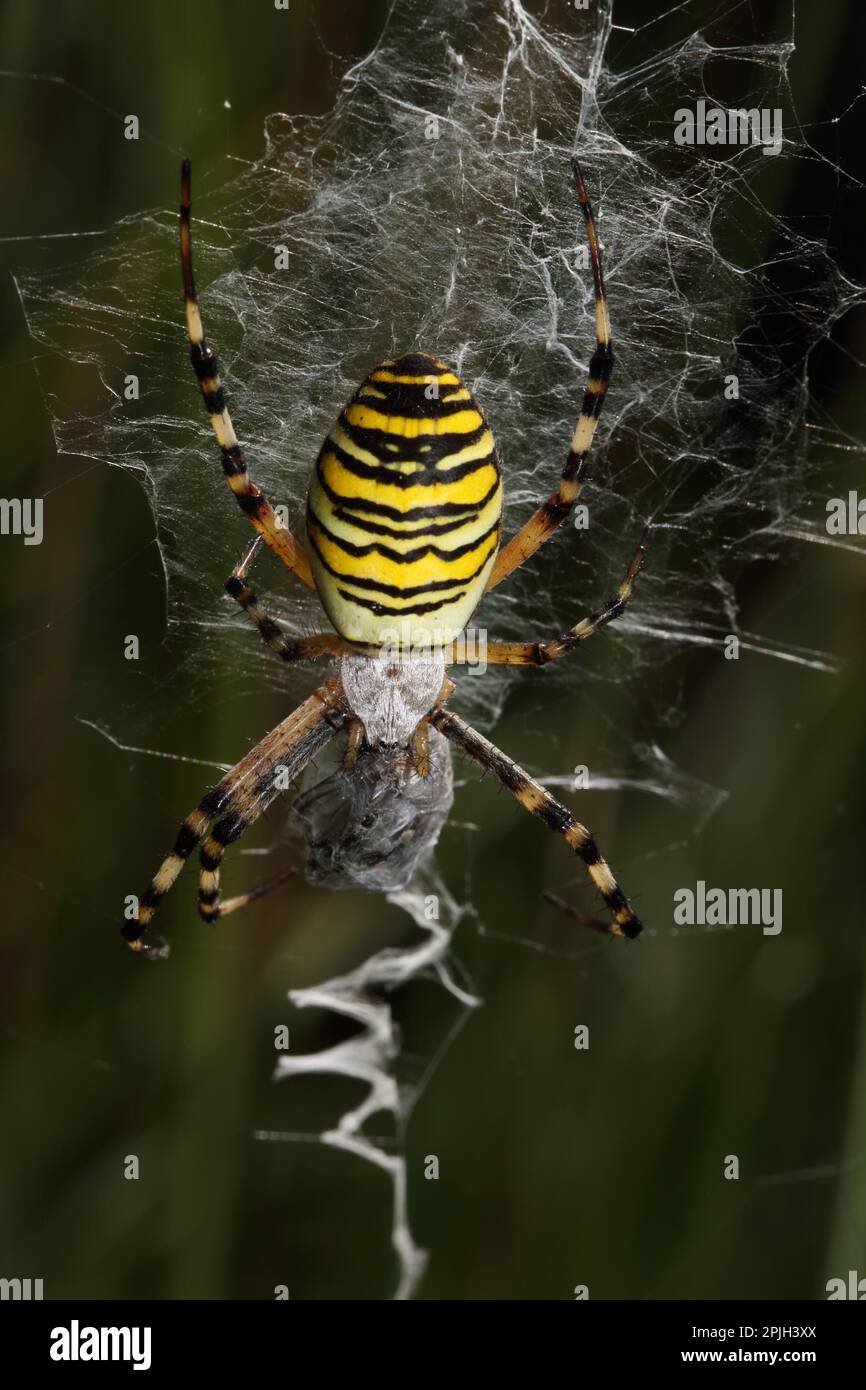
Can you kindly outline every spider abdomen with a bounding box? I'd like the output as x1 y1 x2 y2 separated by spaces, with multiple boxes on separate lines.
307 352 502 648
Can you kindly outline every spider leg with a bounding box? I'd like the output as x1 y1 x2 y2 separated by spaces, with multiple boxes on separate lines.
180 159 314 588
197 835 299 922
411 719 431 777
542 890 623 937
473 525 649 666
343 716 365 771
122 678 348 957
427 702 641 939
202 868 297 921
225 538 344 664
486 159 612 591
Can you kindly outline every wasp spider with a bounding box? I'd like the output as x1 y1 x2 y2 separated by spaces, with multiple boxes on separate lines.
122 158 649 959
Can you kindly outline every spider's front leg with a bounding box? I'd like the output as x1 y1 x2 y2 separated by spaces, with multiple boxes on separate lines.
225 538 344 664
180 159 313 588
486 159 613 591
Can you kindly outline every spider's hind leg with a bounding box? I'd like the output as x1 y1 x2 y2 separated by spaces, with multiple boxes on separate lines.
428 702 642 940
198 846 297 924
122 679 348 956
542 891 626 938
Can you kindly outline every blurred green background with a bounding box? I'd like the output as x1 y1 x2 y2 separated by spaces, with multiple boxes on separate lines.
0 0 864 1300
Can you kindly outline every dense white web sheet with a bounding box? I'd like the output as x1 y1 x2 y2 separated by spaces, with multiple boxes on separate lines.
13 0 861 1297
16 0 855 721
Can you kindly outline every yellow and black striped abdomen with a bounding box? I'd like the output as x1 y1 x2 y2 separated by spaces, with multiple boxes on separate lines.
307 353 502 647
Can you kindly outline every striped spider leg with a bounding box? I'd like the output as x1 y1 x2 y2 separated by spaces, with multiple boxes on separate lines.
474 523 650 667
455 162 646 937
180 159 314 587
224 537 344 664
486 159 612 591
438 529 649 938
428 689 642 940
224 538 374 765
122 679 348 957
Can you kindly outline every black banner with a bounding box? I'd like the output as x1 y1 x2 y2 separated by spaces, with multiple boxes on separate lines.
0 1299 860 1373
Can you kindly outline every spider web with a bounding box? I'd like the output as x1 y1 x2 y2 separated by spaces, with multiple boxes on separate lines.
12 0 861 1298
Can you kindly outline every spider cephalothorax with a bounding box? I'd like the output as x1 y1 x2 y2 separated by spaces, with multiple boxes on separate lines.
121 157 648 960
